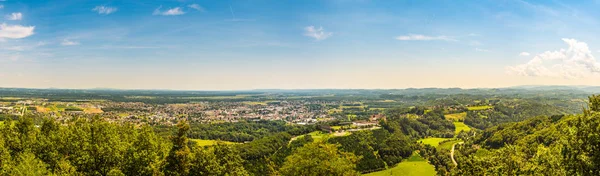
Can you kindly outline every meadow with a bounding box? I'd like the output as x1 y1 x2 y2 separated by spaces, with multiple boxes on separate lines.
445 112 466 121
437 139 463 150
417 138 449 147
453 122 472 135
190 139 239 146
363 152 436 176
467 105 493 111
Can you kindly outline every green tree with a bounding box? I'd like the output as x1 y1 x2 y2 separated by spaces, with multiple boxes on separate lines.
279 141 360 176
123 126 167 176
190 143 249 176
6 152 50 176
164 120 192 176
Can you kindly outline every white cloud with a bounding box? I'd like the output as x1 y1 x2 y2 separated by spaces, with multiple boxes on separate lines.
506 38 600 79
188 4 204 11
519 52 530 56
395 34 457 41
0 23 35 39
303 26 332 41
475 48 490 52
92 6 118 14
61 39 80 46
6 13 22 20
153 6 185 16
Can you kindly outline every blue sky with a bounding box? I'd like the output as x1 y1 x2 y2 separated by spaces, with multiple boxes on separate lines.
1 0 600 90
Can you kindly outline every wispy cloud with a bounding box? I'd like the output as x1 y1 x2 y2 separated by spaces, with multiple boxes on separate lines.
0 5 4 9
519 52 530 56
304 26 332 41
92 6 118 15
0 23 35 39
61 39 80 46
188 4 204 12
395 34 457 41
153 6 185 16
506 38 600 79
6 13 22 21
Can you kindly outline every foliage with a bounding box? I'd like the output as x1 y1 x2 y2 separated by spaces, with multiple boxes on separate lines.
363 152 436 176
279 141 360 176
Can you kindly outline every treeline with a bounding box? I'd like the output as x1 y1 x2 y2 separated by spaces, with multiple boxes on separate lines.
153 120 316 142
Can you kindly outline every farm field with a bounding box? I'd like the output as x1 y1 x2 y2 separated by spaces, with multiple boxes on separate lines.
363 152 436 176
445 112 466 121
190 139 238 147
453 122 472 135
290 131 331 143
438 139 463 150
467 105 493 111
417 137 450 147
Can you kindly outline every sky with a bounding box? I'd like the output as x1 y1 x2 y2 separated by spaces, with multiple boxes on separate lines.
1 0 600 90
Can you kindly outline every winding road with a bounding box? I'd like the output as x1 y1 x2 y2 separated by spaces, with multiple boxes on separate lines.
451 142 464 166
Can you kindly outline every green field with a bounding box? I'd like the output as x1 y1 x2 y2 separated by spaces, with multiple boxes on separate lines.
190 139 238 147
417 137 450 147
242 101 268 105
308 131 329 141
290 131 330 143
437 139 463 150
331 126 342 130
445 112 466 121
453 122 472 135
467 105 493 111
363 153 436 176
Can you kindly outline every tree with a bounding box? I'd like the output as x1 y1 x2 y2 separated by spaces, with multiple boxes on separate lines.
190 143 248 176
164 120 192 176
279 141 360 176
123 126 167 176
6 152 51 176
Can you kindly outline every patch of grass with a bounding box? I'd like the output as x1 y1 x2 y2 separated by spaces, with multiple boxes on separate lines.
308 131 329 141
445 112 466 121
406 114 420 119
467 105 493 111
363 152 436 176
242 101 268 105
417 138 450 147
453 122 472 135
331 126 342 130
369 108 387 111
438 139 463 150
190 139 238 147
290 131 331 143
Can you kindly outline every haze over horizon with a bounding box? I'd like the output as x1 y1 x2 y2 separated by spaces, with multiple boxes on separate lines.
2 0 600 90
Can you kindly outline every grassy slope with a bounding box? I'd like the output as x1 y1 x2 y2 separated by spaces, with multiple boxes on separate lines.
438 139 463 150
417 138 449 147
445 112 466 121
190 139 238 146
467 105 493 111
363 153 436 176
453 122 472 135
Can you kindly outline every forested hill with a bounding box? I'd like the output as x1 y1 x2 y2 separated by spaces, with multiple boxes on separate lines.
451 95 600 175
